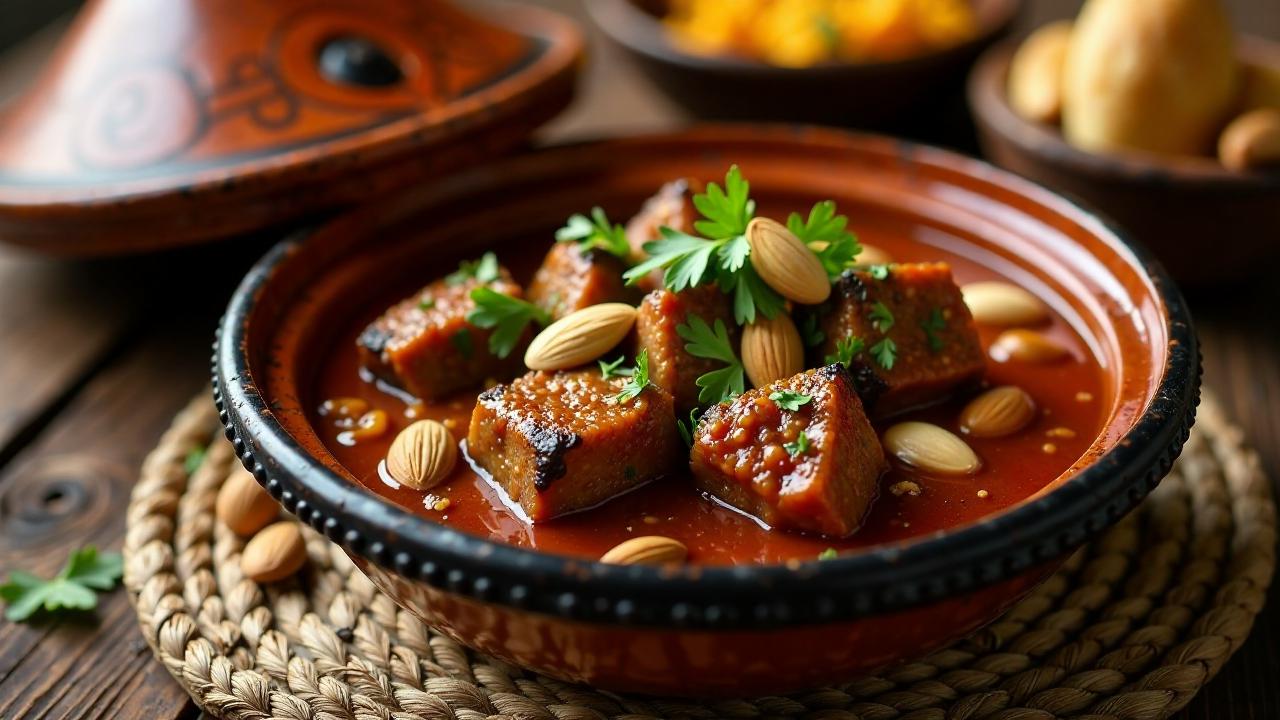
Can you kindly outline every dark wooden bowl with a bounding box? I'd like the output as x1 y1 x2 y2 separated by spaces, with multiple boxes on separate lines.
587 0 1020 139
214 125 1199 696
968 37 1280 287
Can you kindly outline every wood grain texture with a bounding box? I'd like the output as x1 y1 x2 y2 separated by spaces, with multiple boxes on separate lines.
0 0 1276 718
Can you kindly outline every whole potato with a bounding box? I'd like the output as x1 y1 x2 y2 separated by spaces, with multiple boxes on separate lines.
1062 0 1238 157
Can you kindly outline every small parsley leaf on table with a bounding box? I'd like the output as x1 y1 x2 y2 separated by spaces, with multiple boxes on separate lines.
1 546 123 622
677 316 746 404
787 200 862 279
598 355 634 380
612 349 654 405
871 337 898 370
784 430 811 456
769 390 812 411
556 207 631 258
466 287 551 359
825 335 866 368
445 252 500 286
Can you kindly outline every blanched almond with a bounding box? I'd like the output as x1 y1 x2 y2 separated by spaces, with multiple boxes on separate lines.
386 419 457 491
1008 21 1072 124
240 521 307 582
989 329 1069 363
883 422 982 475
959 386 1037 438
741 314 805 387
1219 108 1280 171
855 244 893 266
216 467 278 537
746 217 831 304
524 303 637 370
961 281 1049 326
601 535 688 565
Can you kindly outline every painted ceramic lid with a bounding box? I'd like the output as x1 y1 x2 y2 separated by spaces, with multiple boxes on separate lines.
0 0 582 256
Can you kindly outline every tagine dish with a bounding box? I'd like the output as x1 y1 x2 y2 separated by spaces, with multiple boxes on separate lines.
311 167 1105 566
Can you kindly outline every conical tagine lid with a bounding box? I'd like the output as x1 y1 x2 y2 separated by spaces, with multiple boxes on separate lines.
0 0 581 256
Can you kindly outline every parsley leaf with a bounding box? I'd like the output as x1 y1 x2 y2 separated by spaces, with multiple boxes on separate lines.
720 263 785 325
769 390 812 411
677 316 746 404
867 264 892 280
787 200 862 279
1 546 123 622
818 547 838 561
466 287 551 359
869 301 895 333
446 252 500 286
921 307 946 353
625 228 719 291
871 337 897 370
676 407 704 448
799 312 825 347
556 207 630 258
598 355 634 379
612 349 653 404
784 430 811 456
183 446 207 475
692 165 754 239
825 334 866 368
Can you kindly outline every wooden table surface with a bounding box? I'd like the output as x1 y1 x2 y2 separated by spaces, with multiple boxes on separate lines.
0 1 1276 718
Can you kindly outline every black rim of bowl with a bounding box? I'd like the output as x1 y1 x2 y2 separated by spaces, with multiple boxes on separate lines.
213 126 1200 632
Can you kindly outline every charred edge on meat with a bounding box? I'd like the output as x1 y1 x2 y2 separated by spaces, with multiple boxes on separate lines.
516 418 582 490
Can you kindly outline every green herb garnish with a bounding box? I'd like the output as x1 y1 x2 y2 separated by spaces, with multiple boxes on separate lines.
556 207 630 258
787 200 862 280
466 287 550 359
768 390 812 411
921 307 946 353
871 337 897 370
676 407 704 448
612 349 653 405
598 355 634 380
867 264 891 280
451 328 474 358
677 315 746 404
818 547 838 561
825 335 866 368
1 546 123 622
183 446 207 475
784 430 811 456
418 297 436 311
446 252 500 286
869 301 895 333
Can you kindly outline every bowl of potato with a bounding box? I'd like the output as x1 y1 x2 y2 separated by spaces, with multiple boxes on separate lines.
967 0 1280 285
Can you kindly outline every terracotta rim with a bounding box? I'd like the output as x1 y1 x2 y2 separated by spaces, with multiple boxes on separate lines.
214 125 1200 631
967 35 1280 188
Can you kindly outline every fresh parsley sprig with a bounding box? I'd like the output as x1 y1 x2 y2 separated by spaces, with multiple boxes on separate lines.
598 355 633 379
1 546 123 622
870 338 897 370
769 390 812 411
825 335 866 368
612 349 653 404
446 252 500 286
921 307 946 353
676 407 704 448
556 207 630 258
677 316 745 404
466 287 551 359
787 200 862 280
869 301 895 333
784 430 811 456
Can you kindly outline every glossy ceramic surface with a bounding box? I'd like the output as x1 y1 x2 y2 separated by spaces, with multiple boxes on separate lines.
968 37 1280 286
214 126 1199 695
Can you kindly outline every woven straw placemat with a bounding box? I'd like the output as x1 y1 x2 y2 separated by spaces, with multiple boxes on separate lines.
124 393 1274 720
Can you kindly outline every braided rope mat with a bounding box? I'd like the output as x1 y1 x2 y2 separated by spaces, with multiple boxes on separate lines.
124 393 1274 720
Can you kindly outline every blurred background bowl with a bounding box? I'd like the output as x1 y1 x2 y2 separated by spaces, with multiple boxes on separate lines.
968 35 1280 287
587 0 1021 145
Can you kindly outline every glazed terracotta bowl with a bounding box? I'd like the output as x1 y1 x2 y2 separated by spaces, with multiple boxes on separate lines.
214 125 1199 697
587 0 1019 136
968 36 1280 286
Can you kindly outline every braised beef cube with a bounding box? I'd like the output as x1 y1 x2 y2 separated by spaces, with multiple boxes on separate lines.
815 262 984 416
467 369 681 522
526 242 637 319
691 365 887 537
634 284 738 416
625 178 702 291
358 269 527 401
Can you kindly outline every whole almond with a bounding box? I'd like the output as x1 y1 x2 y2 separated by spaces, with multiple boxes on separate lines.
883 421 982 475
855 243 893 266
961 281 1049 326
216 467 278 537
240 521 307 582
1218 108 1280 171
386 419 457 491
524 303 637 370
746 217 831 304
741 314 805 387
959 386 1037 438
601 535 688 565
989 329 1070 363
1008 21 1072 124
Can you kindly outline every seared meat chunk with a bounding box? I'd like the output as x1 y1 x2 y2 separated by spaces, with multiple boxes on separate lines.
358 269 527 401
467 369 681 522
634 284 738 416
691 365 887 537
527 243 637 319
815 262 984 416
625 178 702 291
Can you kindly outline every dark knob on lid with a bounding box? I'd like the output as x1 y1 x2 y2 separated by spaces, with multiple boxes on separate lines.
318 36 403 88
